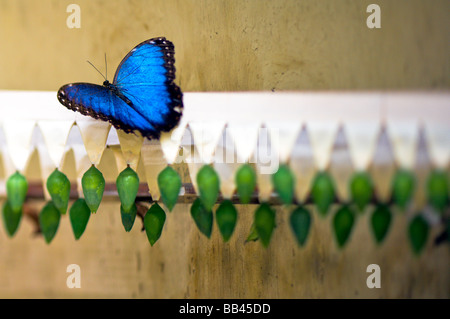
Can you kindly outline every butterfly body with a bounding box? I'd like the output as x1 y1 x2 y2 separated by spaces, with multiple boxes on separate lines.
57 37 183 139
102 80 133 107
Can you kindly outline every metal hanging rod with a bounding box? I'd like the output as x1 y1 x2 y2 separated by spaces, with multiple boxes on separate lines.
21 181 392 206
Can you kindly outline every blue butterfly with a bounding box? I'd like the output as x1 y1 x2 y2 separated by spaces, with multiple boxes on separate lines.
57 37 183 139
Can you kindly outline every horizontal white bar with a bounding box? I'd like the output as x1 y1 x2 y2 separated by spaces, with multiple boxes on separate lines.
0 90 448 124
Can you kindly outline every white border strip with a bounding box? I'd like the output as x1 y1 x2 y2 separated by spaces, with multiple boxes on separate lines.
0 90 448 124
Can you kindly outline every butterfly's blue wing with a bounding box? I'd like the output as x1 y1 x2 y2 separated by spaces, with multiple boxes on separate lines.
57 83 158 134
113 37 182 134
57 37 182 138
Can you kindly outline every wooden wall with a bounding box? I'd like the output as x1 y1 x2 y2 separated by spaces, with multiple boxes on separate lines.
0 0 448 91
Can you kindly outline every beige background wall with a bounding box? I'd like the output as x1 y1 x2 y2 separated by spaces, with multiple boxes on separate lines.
0 0 449 91
0 0 449 298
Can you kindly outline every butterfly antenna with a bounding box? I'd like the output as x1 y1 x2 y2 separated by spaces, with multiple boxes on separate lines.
104 53 108 81
86 60 107 81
